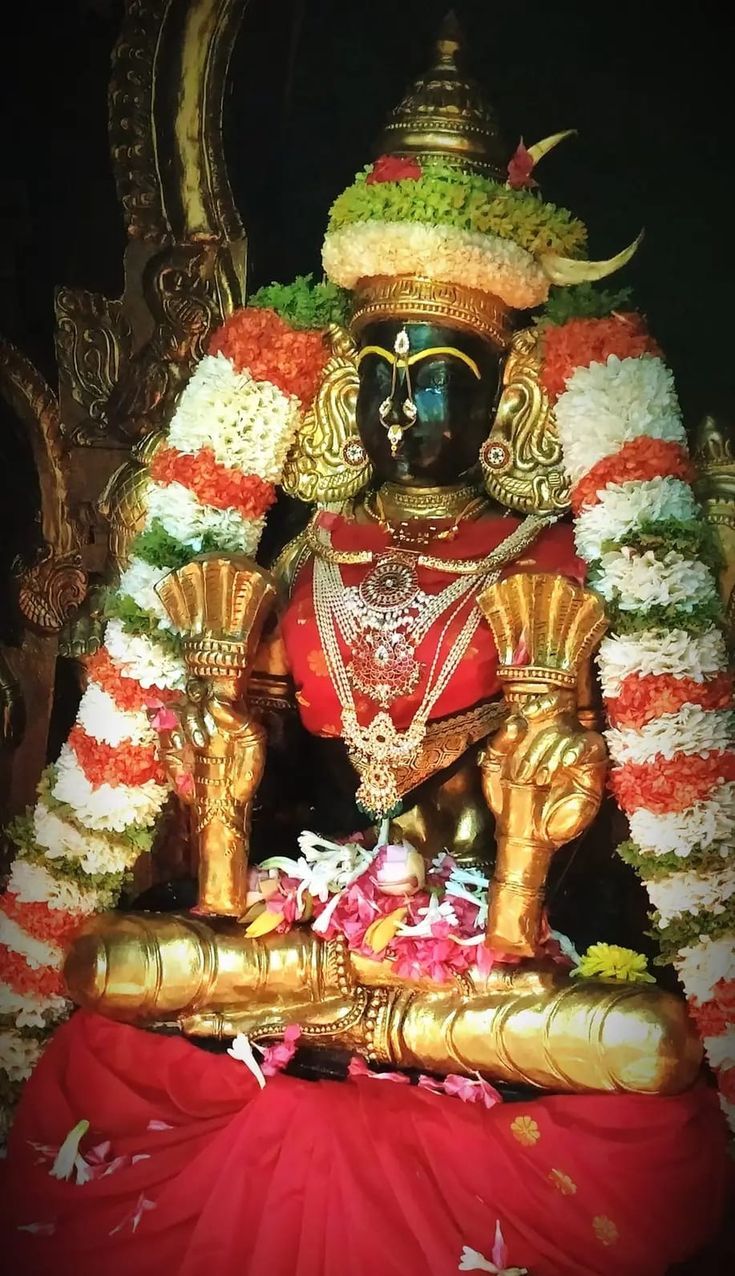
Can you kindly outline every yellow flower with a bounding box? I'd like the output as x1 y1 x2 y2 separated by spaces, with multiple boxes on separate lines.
593 1216 619 1246
572 942 655 984
548 1169 577 1196
510 1115 540 1146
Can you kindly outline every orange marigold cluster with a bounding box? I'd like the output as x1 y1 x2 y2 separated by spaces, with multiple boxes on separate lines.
0 892 84 945
610 750 735 815
208 307 329 406
607 671 734 730
540 313 661 402
86 649 172 713
688 997 730 1039
0 946 66 998
150 447 276 519
571 437 695 514
69 725 165 788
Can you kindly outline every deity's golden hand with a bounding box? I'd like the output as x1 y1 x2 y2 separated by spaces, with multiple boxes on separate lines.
481 689 607 958
167 675 267 805
482 691 607 843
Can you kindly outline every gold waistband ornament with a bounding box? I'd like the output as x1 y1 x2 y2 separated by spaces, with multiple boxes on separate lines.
478 573 608 957
156 555 277 917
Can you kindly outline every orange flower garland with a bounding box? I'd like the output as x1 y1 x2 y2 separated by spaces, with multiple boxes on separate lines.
150 448 276 519
607 671 734 730
687 999 731 1038
69 726 166 788
610 750 735 815
0 948 66 999
209 307 329 405
85 649 172 713
570 437 695 515
541 312 661 402
0 893 84 946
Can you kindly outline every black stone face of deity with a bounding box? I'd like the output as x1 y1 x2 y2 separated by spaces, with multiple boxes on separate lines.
355 319 503 486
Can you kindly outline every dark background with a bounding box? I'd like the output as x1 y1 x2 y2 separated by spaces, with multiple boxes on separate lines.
1 0 733 426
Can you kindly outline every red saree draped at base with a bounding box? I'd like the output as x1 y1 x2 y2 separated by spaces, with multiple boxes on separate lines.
1 1012 729 1276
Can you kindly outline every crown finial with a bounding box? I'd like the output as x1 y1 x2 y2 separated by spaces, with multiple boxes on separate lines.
374 14 508 178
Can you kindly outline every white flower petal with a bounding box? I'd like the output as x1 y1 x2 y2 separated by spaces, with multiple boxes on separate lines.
597 627 728 700
606 706 734 765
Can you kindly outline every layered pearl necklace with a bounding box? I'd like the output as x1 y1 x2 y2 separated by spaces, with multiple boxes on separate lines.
311 513 550 820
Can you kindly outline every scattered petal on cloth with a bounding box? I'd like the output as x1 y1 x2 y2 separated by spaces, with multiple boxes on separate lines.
347 1055 410 1084
226 1034 266 1089
146 1120 173 1132
2 1013 730 1276
443 1075 503 1110
261 1026 302 1077
49 1120 89 1182
109 1192 156 1237
17 1222 56 1236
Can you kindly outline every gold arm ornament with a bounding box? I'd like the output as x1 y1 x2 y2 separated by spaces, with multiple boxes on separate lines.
478 573 608 957
155 555 277 917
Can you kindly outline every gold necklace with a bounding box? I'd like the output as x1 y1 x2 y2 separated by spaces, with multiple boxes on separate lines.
306 512 556 576
311 516 550 820
373 481 484 521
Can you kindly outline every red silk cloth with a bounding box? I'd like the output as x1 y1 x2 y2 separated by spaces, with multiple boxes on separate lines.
2 1012 728 1276
281 513 585 736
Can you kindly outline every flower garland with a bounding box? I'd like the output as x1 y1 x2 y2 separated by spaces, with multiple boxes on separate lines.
323 158 589 310
0 289 332 1128
541 296 735 1132
244 832 573 985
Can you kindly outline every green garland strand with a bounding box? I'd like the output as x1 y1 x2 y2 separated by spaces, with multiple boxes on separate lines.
327 162 588 259
248 274 351 330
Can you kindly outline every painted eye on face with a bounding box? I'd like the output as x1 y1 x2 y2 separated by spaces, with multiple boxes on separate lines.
416 364 450 393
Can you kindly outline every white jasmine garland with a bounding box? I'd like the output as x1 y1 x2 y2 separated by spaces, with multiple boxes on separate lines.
118 557 181 632
596 626 729 700
0 914 61 969
647 865 735 926
8 859 100 916
628 786 735 858
145 481 264 556
322 221 549 309
594 547 718 613
718 1094 735 1135
606 705 735 766
53 744 168 833
168 355 299 480
674 934 735 1004
77 681 153 749
104 621 186 691
33 802 137 877
573 475 700 562
555 354 686 485
0 1031 44 1083
0 985 67 1030
703 1033 735 1070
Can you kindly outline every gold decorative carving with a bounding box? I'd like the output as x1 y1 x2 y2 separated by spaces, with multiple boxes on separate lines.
374 12 508 179
98 430 165 576
351 275 510 350
478 574 608 956
109 0 171 240
480 327 571 515
0 338 86 633
54 287 133 446
282 325 373 504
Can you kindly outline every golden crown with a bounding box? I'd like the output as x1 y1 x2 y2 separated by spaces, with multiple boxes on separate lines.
351 275 511 349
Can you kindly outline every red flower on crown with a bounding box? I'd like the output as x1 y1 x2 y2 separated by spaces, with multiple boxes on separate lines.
366 155 423 185
507 140 537 190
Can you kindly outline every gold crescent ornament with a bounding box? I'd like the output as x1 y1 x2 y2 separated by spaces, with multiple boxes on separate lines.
540 230 644 286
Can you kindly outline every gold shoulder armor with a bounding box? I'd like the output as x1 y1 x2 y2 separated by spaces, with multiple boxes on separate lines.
281 325 372 505
480 328 571 516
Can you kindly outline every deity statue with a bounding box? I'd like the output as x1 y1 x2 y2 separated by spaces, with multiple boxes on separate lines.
3 17 731 1276
63 25 702 1098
